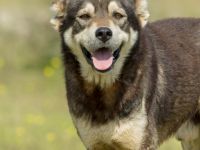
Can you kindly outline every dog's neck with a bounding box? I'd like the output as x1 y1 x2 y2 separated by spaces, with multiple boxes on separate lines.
61 37 145 124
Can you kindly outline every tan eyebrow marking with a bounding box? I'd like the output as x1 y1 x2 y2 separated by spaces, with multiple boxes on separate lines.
108 1 127 16
77 3 95 17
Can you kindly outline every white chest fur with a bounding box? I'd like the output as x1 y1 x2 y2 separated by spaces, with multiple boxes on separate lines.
72 105 147 150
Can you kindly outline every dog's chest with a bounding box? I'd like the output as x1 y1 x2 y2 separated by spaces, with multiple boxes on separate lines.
72 111 147 150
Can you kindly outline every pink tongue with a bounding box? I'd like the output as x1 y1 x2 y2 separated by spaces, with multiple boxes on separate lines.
92 50 113 71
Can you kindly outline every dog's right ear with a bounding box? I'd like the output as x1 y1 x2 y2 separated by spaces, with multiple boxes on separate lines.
133 0 150 27
50 0 68 31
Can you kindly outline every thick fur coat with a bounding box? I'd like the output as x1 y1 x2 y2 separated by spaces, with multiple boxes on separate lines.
51 0 200 149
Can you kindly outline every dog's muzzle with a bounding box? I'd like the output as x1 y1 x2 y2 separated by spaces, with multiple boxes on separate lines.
81 44 122 73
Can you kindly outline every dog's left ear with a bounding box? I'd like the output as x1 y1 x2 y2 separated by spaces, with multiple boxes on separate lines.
50 0 68 31
134 0 149 27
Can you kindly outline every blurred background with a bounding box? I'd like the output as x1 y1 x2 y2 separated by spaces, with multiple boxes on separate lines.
0 0 199 149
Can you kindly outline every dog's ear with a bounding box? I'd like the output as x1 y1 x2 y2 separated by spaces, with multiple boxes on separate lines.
50 0 68 31
134 0 149 27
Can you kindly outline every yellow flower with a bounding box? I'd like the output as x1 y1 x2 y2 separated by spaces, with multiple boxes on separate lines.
16 127 26 137
51 57 61 69
43 66 55 77
46 133 56 142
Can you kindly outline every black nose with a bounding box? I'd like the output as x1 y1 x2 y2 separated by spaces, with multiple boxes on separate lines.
95 27 112 43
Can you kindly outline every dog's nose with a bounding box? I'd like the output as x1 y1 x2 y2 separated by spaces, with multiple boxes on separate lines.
95 27 112 43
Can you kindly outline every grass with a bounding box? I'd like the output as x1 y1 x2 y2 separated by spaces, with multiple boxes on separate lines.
0 0 199 149
0 74 84 150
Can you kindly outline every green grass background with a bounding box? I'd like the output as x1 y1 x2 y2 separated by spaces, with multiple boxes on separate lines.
0 0 199 149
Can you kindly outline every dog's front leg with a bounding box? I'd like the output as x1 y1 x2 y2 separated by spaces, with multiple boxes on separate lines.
180 139 200 150
176 120 200 150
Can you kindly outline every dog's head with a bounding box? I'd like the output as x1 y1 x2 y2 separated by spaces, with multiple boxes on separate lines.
51 0 149 86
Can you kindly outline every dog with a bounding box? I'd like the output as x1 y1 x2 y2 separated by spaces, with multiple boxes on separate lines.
50 0 200 149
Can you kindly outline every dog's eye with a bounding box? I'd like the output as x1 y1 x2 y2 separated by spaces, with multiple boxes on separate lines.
113 12 124 20
78 14 91 20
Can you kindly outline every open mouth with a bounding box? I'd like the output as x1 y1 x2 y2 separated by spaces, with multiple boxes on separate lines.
81 45 122 72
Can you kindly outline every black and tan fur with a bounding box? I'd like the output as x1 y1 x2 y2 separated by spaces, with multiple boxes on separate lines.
51 0 200 149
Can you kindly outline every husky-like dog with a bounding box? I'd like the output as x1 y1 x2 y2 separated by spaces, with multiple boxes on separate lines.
51 0 200 149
